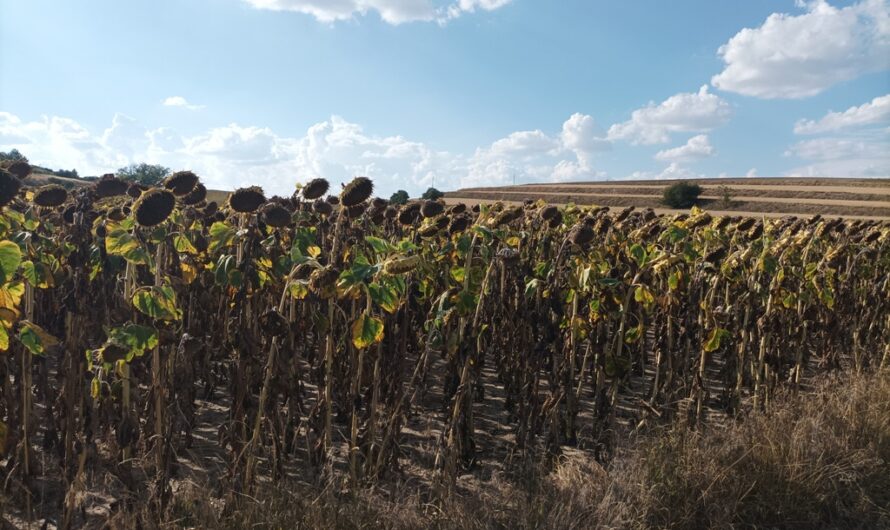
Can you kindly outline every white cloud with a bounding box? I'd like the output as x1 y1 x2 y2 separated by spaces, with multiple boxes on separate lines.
162 96 205 111
711 0 890 99
0 111 610 196
794 94 890 134
607 86 732 145
242 0 513 25
784 134 890 176
654 134 715 162
625 162 703 181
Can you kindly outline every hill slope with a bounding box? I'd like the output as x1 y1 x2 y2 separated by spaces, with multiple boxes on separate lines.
446 177 890 219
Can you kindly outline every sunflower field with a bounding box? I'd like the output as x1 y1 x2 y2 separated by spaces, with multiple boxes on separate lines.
0 161 887 525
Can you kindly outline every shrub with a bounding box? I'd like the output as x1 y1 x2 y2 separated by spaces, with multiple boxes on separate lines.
390 189 409 205
421 187 444 201
662 182 702 208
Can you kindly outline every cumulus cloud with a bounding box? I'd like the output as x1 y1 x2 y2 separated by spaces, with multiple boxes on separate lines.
607 86 732 145
711 0 890 99
242 0 513 24
784 133 890 176
794 94 890 134
654 134 715 162
0 111 610 196
625 162 704 181
162 96 205 111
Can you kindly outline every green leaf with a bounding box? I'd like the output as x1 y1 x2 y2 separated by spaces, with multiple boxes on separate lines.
668 270 681 290
20 260 53 289
290 227 317 261
352 312 384 349
397 238 419 253
624 324 643 344
105 226 139 256
174 234 198 254
132 285 182 321
368 282 399 313
628 244 647 268
0 326 8 351
214 255 242 288
634 285 655 309
339 255 379 288
106 323 158 362
287 280 310 300
0 240 22 283
208 221 236 252
365 236 393 255
17 320 58 356
661 225 688 244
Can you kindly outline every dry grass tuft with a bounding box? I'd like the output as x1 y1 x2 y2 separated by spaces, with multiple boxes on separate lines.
149 371 889 529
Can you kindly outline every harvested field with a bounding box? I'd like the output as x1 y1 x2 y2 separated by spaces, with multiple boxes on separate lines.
447 178 890 219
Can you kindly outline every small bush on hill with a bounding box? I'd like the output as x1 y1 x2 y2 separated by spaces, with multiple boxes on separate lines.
662 182 702 208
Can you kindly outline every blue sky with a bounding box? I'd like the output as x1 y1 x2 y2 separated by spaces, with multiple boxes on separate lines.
1 0 888 196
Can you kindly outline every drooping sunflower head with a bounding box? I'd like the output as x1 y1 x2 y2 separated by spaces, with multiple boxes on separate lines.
261 203 292 228
134 189 176 227
540 205 558 221
302 178 330 200
309 266 339 299
33 184 68 207
0 170 22 208
340 177 374 207
399 202 421 225
127 183 145 199
229 186 266 213
95 175 129 198
182 183 207 205
569 224 595 247
421 200 445 218
449 203 466 215
383 255 421 275
2 160 31 180
163 171 199 197
313 199 333 216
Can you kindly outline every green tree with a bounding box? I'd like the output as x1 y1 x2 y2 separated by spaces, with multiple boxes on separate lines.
117 163 170 186
662 182 702 209
390 190 409 205
421 187 444 201
0 149 28 163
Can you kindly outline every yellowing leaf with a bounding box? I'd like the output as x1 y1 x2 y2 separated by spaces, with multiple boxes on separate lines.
703 328 731 353
181 261 198 284
352 313 384 349
287 280 310 300
105 225 140 256
0 281 25 314
18 320 59 356
0 241 21 283
624 324 643 344
209 221 236 252
132 285 182 321
173 234 198 254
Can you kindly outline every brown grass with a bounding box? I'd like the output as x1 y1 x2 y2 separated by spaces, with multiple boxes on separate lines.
136 370 890 530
